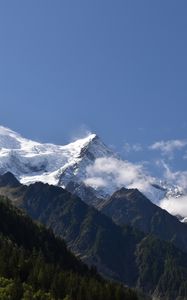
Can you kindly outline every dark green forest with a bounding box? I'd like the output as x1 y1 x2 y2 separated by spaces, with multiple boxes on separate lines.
1 174 187 299
0 196 137 300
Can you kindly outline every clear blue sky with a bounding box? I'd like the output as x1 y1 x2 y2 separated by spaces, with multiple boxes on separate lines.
0 0 187 156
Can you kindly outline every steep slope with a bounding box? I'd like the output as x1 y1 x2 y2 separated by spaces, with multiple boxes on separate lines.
0 179 139 285
1 174 187 299
0 126 113 189
0 195 138 300
100 187 187 253
0 125 183 209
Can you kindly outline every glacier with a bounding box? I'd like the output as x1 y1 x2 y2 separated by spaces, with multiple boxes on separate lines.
0 125 184 210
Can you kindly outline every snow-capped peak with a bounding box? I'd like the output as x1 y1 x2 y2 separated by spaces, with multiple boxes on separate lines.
0 126 184 214
68 133 97 147
0 126 113 188
0 126 23 149
0 126 21 137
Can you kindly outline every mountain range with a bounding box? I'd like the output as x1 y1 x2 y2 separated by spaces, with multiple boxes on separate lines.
0 192 138 300
0 126 187 299
0 172 187 299
0 126 185 214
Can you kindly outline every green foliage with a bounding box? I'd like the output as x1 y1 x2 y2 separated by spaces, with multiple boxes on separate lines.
2 180 187 299
0 196 138 300
136 235 187 299
0 277 22 300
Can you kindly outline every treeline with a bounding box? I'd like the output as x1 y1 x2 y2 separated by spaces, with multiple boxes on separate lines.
0 197 137 300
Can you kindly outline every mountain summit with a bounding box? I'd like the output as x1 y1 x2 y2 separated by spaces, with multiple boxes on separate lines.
0 126 113 188
0 126 183 211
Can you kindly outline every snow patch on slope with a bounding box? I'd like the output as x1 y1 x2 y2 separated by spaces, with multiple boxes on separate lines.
0 126 113 189
0 126 184 213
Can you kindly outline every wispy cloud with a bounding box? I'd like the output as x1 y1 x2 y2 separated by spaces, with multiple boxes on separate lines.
84 156 187 216
149 139 187 159
160 196 187 217
124 142 142 153
155 159 187 216
70 124 93 142
84 157 152 195
85 176 107 189
158 160 187 191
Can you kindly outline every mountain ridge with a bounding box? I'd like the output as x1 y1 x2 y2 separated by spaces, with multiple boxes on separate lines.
100 187 187 252
0 193 138 300
1 173 187 299
0 125 185 217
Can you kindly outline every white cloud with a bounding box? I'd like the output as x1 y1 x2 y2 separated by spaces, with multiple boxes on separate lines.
160 196 187 217
84 177 107 189
159 160 187 191
149 139 187 159
155 160 187 216
84 157 187 217
70 124 93 142
84 157 152 195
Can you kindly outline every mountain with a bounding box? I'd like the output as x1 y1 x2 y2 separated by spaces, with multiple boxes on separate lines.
0 175 144 286
0 171 21 188
0 126 113 188
1 173 187 299
0 194 138 300
0 126 183 210
100 187 187 252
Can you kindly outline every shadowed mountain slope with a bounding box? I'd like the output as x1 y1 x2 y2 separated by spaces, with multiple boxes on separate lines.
0 173 187 299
